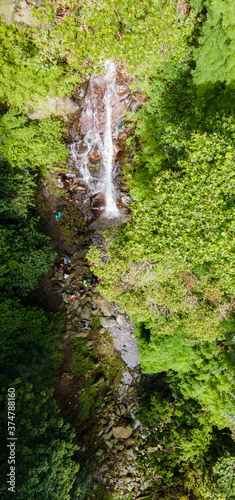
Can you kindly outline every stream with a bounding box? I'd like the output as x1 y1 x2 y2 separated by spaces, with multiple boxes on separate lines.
43 61 157 499
69 60 141 370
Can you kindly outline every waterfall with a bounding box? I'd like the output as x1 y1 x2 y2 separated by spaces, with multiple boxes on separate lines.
70 60 124 218
103 60 119 217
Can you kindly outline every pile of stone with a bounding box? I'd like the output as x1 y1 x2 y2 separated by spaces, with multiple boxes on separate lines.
52 255 154 498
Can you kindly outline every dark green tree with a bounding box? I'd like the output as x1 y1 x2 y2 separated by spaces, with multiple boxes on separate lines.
0 220 55 296
0 384 81 500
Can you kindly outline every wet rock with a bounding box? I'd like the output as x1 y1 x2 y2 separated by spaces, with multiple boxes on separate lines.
88 150 102 163
91 193 105 209
112 419 133 440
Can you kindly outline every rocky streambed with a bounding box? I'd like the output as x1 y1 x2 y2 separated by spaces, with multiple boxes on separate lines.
38 170 163 499
52 246 149 498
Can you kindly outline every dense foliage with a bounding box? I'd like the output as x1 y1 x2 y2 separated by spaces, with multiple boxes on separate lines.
0 4 81 498
0 385 80 500
1 0 235 498
86 1 235 497
192 0 235 85
137 388 235 499
0 22 76 110
31 0 193 77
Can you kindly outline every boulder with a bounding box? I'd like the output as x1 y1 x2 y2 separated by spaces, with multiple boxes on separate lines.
93 294 115 316
81 304 92 319
62 292 69 304
99 317 116 329
88 150 102 163
100 464 109 473
96 449 103 457
91 193 105 209
112 419 133 440
73 332 89 338
140 480 152 491
72 299 80 309
105 440 113 449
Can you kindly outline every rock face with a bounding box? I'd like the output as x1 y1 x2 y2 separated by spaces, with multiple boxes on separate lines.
70 64 132 148
91 193 106 209
112 419 133 440
68 63 138 218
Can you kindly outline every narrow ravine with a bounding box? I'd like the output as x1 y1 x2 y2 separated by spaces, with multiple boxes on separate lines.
38 62 158 498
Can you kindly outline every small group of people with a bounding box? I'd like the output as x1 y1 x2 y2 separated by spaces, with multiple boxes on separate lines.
82 275 100 287
56 256 72 279
56 173 67 183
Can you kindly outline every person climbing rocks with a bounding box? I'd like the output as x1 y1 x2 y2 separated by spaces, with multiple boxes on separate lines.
83 279 92 287
71 294 76 301
91 275 99 285
81 320 90 330
63 265 71 279
56 173 66 183
56 262 63 273
55 211 62 219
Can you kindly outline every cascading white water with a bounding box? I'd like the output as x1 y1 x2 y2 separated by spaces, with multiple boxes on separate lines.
70 60 122 218
103 60 119 217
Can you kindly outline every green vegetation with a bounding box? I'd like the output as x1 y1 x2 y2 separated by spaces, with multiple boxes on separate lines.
86 1 235 497
0 22 76 110
31 0 193 77
137 388 235 499
192 0 235 85
0 385 80 500
1 0 235 498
